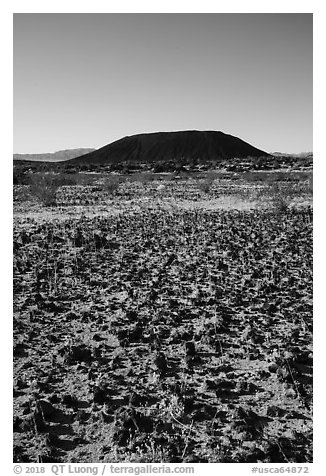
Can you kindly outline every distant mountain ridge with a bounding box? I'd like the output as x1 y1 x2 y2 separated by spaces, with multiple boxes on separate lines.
13 148 95 162
271 152 313 159
65 130 270 166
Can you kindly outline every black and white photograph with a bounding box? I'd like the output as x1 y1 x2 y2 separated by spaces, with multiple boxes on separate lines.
12 8 313 467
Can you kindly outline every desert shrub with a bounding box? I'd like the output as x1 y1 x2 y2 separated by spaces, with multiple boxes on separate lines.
28 173 77 206
270 176 312 208
152 161 178 173
197 172 217 194
260 182 290 213
13 169 29 185
65 166 79 174
128 172 155 184
153 162 167 173
243 171 270 182
247 170 311 184
101 175 124 194
29 174 60 206
271 192 289 213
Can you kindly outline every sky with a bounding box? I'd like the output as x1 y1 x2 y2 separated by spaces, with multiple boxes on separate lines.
13 13 313 154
